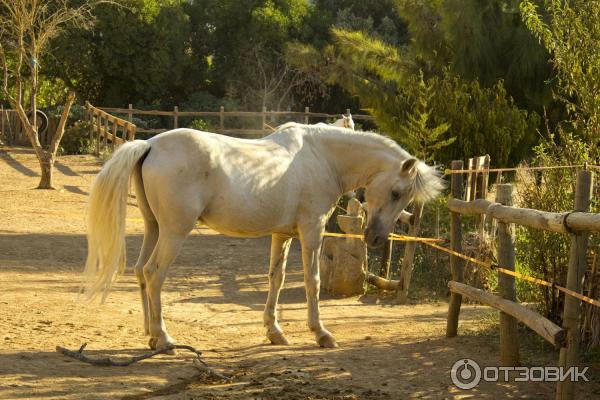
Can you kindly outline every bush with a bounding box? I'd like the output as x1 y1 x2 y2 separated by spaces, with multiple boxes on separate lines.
59 121 95 155
516 131 599 324
188 118 213 131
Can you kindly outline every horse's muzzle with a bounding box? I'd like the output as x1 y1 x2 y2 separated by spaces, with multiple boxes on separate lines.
364 218 387 248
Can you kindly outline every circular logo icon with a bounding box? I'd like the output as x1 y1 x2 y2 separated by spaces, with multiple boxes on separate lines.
451 358 481 389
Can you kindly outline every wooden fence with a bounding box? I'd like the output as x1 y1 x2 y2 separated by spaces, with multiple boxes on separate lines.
100 104 374 136
0 106 57 146
84 102 136 155
446 159 596 399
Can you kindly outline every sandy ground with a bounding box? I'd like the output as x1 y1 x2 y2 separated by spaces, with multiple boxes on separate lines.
0 146 598 399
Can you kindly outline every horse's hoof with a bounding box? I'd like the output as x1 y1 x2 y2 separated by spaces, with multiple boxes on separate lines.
149 336 176 354
317 333 338 348
267 331 290 345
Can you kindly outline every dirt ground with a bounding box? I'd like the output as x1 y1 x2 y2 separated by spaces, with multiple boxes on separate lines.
1 146 598 399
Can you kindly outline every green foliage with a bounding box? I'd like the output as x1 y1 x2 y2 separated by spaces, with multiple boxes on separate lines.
59 121 94 155
395 74 453 162
428 74 540 166
188 118 212 131
47 0 207 106
515 131 598 323
521 0 600 143
288 29 539 165
397 0 552 112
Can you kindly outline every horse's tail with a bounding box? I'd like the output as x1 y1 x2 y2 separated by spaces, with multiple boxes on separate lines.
81 140 151 302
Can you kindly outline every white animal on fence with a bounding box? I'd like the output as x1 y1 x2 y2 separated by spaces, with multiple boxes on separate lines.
315 113 355 130
82 123 443 350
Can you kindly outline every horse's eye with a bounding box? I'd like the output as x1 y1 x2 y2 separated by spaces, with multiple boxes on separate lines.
391 190 401 201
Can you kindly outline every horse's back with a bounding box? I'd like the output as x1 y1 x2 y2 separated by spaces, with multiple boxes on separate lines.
140 127 310 237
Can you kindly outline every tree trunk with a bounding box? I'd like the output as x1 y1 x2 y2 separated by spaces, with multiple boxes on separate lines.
37 154 55 189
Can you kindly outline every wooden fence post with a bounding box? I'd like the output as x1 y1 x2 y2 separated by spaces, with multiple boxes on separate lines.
173 106 178 129
219 106 224 131
94 112 99 156
478 155 491 242
397 202 424 303
346 108 351 116
111 119 118 151
497 184 520 366
103 117 109 150
447 160 465 337
304 106 309 124
556 170 593 400
262 106 267 131
127 103 133 123
379 239 393 280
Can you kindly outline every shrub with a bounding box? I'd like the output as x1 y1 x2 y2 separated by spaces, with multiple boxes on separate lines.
188 118 213 131
59 121 95 155
516 131 599 324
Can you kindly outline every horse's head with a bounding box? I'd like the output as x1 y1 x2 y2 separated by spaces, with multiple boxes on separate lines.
363 158 444 248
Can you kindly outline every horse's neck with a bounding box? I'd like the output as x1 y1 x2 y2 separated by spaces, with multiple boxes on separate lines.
311 132 402 193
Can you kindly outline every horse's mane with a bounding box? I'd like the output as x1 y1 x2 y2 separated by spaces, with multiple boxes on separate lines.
274 123 445 202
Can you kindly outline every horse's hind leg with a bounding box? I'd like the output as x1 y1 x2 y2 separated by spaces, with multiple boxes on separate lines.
144 229 189 350
132 162 158 336
134 220 158 335
264 234 292 345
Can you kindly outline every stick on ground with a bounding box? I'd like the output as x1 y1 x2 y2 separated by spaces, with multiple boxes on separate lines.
56 343 204 367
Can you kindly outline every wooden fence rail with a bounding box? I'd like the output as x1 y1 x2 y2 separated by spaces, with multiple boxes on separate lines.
99 104 374 136
84 102 136 154
446 160 594 400
447 198 600 234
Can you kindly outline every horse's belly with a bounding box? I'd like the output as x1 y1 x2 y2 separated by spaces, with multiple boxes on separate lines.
199 202 297 238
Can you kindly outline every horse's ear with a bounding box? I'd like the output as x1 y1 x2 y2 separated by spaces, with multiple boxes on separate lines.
400 158 418 177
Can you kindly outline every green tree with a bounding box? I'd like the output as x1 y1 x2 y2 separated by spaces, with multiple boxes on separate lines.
397 0 552 112
287 28 539 166
396 74 453 162
47 0 206 106
0 0 97 189
521 0 600 144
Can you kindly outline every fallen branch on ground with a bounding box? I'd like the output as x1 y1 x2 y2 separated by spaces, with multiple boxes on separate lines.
56 343 231 381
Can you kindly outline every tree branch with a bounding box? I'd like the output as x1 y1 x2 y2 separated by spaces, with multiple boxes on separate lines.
47 90 75 155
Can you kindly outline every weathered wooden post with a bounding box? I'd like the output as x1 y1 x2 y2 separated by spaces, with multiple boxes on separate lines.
127 103 133 123
262 106 267 132
94 112 100 156
126 123 135 141
556 170 593 400
478 155 491 242
111 119 118 151
397 202 424 303
346 108 351 116
103 116 109 150
379 239 392 279
304 106 309 124
447 160 464 337
497 184 520 366
173 106 178 129
219 106 224 131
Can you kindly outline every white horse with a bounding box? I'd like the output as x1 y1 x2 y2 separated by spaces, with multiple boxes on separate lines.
316 113 355 130
82 123 443 350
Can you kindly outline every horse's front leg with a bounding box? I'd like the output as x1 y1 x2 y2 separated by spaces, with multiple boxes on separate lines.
264 234 292 345
298 223 338 348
